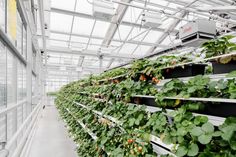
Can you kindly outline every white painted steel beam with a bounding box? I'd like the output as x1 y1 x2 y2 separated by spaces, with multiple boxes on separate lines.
49 30 168 47
46 47 139 59
37 0 46 52
102 0 132 46
47 64 106 70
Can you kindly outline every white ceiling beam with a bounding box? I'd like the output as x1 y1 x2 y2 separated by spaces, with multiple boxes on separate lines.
37 0 46 54
67 0 78 48
102 0 132 46
47 38 104 47
47 63 105 70
134 0 177 12
50 30 168 47
47 47 140 59
47 55 112 62
50 7 178 34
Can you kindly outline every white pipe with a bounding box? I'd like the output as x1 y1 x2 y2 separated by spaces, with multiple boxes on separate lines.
0 99 26 117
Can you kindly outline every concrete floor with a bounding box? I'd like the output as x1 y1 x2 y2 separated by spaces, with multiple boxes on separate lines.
28 105 78 157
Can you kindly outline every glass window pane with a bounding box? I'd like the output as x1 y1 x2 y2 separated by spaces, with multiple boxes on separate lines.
0 115 7 145
17 11 23 54
7 49 14 104
50 12 73 32
72 17 94 35
0 42 6 107
17 61 23 101
51 0 76 11
22 26 27 59
0 0 5 30
32 74 36 96
22 65 26 99
7 0 17 42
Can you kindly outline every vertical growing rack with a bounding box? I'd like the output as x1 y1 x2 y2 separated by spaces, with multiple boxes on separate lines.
55 36 236 157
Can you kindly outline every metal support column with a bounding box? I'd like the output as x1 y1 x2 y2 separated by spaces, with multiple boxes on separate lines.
26 26 32 116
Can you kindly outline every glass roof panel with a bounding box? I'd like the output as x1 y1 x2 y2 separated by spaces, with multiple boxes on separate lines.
143 30 163 43
92 21 110 38
149 0 169 6
72 17 95 35
114 25 133 40
50 33 70 40
90 39 103 45
51 0 76 11
110 41 122 47
50 12 73 32
87 45 100 51
76 0 92 15
128 27 148 41
71 36 89 43
47 57 60 64
71 42 86 50
133 45 151 56
118 43 137 55
49 40 68 48
123 4 143 24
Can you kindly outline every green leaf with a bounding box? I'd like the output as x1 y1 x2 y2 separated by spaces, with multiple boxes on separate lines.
176 145 188 157
187 143 199 156
198 134 212 144
191 127 203 136
230 141 236 150
129 118 136 127
142 133 151 142
177 127 187 136
202 122 214 133
212 131 222 137
111 147 124 157
177 136 184 143
163 134 172 145
226 70 236 77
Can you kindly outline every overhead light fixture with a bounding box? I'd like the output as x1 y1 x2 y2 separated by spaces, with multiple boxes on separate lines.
179 19 216 47
92 0 115 21
196 6 236 12
142 11 163 28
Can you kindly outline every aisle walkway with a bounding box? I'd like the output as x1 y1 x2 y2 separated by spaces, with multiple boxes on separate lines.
28 104 77 157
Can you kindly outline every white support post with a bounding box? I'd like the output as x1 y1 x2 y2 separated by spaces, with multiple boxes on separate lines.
26 26 32 116
34 50 40 106
12 55 18 136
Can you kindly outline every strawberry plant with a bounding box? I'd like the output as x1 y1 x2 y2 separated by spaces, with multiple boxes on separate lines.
201 35 236 58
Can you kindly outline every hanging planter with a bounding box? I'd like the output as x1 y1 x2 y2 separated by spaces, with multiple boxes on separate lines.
211 55 236 74
162 64 207 79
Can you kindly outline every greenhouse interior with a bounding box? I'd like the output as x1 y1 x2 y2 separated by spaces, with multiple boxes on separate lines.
1 0 236 157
